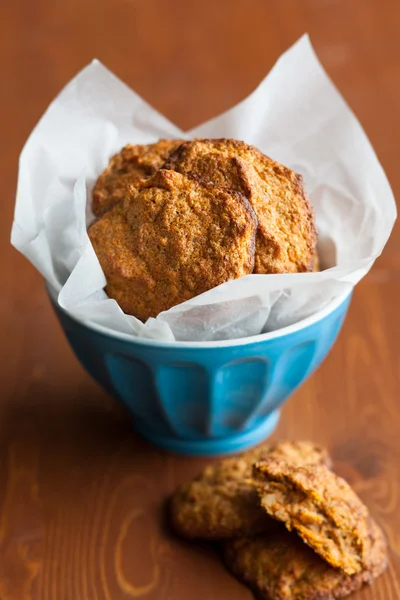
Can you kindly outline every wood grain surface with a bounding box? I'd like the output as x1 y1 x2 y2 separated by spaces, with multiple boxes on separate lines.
1 0 400 598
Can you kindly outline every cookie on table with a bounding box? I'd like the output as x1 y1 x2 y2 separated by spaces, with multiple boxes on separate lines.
169 441 332 540
88 169 257 321
164 138 317 274
254 458 372 575
92 139 184 216
223 519 387 600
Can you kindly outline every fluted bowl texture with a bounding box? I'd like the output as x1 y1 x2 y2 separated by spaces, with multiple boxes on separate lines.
49 286 351 456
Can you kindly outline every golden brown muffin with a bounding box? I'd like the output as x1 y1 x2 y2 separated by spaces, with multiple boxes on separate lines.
92 139 184 216
254 459 372 575
223 519 387 600
164 138 317 274
88 169 257 321
169 441 332 540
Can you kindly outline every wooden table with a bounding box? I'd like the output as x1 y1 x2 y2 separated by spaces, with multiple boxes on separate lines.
1 0 399 598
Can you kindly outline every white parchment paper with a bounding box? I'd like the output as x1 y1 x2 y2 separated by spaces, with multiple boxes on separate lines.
11 35 396 341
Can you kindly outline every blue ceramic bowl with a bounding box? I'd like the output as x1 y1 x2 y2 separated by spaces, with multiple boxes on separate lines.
49 287 351 456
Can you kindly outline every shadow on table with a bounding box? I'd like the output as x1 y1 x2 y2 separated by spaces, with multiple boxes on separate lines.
0 381 179 483
0 379 208 505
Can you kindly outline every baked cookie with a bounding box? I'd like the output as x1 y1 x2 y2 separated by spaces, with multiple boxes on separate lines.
88 169 257 321
223 519 387 600
169 441 332 540
92 139 184 216
164 138 317 274
254 458 372 575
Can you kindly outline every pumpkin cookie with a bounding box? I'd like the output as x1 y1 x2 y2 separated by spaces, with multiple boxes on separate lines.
169 441 331 540
89 169 257 321
92 139 184 216
224 519 387 600
164 138 317 274
254 459 373 575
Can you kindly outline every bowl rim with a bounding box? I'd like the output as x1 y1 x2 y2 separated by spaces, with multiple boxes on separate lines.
47 283 352 349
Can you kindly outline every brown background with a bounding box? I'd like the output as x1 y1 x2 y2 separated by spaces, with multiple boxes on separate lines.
1 0 400 598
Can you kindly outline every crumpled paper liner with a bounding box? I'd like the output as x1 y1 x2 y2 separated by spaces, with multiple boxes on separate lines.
11 35 396 342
